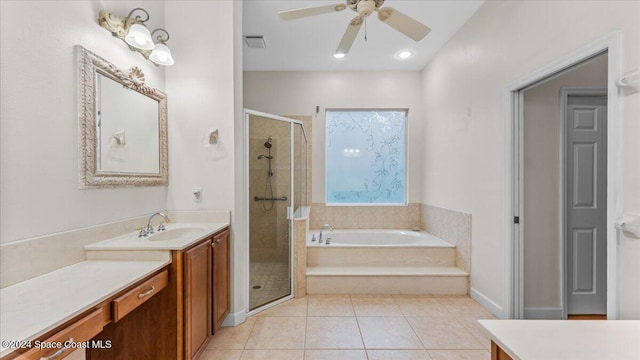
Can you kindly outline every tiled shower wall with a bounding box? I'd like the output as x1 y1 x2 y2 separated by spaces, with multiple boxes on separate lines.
309 203 422 230
249 116 291 262
421 205 472 274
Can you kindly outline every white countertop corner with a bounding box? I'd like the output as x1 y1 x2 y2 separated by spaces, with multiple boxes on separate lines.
0 259 169 357
478 319 640 360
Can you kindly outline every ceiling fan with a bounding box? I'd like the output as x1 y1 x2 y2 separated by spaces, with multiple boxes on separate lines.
279 0 431 57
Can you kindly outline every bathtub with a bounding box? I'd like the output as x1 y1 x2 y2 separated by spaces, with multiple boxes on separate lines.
306 229 453 248
305 229 467 295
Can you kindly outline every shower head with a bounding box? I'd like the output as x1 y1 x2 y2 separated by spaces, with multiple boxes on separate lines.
264 136 272 149
257 154 273 160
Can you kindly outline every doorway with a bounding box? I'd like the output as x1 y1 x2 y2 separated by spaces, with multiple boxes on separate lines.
506 35 622 320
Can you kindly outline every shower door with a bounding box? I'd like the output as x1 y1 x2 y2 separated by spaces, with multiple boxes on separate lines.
246 110 305 311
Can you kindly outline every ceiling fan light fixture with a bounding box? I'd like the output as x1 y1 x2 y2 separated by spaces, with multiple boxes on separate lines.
397 51 413 59
333 53 346 59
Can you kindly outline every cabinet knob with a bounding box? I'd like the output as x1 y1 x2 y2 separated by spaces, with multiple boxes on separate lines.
211 242 216 248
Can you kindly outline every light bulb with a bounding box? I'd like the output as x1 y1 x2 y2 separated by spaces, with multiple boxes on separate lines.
149 43 174 66
125 24 154 50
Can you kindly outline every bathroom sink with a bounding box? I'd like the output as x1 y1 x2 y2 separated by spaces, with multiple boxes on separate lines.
147 227 207 242
85 222 229 251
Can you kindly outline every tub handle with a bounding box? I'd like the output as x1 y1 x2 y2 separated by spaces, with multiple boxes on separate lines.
325 237 332 245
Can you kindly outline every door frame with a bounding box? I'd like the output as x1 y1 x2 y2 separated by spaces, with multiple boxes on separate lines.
243 108 303 316
504 32 622 319
561 88 608 319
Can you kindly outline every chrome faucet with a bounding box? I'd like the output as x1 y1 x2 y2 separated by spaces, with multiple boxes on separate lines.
319 223 333 243
146 212 170 234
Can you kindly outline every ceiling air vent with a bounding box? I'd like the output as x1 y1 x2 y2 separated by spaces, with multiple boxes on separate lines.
244 35 267 49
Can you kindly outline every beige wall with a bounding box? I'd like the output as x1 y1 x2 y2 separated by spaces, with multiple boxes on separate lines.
522 54 607 313
0 1 167 244
243 71 424 204
420 0 640 316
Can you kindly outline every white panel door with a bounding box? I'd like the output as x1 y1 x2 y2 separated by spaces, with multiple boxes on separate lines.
566 94 607 315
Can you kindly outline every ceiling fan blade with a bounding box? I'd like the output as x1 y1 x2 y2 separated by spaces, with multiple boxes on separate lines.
377 7 431 41
279 3 347 20
335 16 364 56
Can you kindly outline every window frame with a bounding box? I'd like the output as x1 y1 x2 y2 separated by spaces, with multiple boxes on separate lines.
324 108 409 206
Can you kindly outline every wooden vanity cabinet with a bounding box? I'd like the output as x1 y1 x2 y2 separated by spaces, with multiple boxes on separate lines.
86 227 230 360
184 239 212 360
491 341 514 360
212 228 230 333
87 269 174 360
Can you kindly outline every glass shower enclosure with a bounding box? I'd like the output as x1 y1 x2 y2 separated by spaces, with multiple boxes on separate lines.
245 109 307 312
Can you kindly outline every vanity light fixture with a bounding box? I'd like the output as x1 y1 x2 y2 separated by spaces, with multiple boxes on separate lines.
98 8 175 66
333 52 346 59
149 29 175 66
124 23 154 50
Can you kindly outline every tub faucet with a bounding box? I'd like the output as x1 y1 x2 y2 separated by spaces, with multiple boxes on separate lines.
146 212 170 234
319 223 334 243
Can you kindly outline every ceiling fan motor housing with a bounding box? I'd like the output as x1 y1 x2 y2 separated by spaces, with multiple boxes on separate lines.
356 0 377 17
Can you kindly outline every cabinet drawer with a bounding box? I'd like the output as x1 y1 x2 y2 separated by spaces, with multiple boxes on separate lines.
112 270 168 322
21 308 104 360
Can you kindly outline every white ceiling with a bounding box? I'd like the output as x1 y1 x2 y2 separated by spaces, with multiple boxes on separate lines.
243 0 484 71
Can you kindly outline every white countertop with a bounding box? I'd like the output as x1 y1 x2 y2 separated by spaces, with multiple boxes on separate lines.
0 260 169 357
85 222 229 251
479 320 640 360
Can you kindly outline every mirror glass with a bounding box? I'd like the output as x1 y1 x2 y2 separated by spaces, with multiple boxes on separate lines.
96 73 160 174
79 46 168 188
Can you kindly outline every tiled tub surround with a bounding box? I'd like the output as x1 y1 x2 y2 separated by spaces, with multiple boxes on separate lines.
421 205 472 274
306 230 468 295
309 203 421 230
293 210 310 298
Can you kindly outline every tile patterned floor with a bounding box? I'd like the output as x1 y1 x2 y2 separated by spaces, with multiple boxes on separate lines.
200 295 495 360
249 262 291 310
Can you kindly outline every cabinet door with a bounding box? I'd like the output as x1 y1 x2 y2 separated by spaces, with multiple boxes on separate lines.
212 229 230 333
184 240 212 359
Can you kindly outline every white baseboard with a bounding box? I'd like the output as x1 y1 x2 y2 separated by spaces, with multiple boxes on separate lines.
221 310 247 327
470 287 505 318
523 307 563 319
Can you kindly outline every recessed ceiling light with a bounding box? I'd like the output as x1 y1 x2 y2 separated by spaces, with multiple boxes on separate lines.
333 53 346 59
397 51 413 59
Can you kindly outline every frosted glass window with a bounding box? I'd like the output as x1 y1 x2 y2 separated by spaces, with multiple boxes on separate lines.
326 110 407 204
